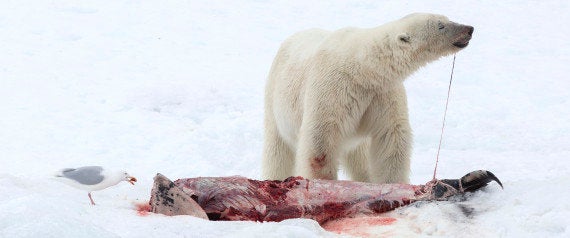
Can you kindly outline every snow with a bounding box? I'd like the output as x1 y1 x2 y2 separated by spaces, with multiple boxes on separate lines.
1 0 568 237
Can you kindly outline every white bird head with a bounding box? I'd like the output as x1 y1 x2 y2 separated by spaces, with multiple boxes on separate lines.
121 171 137 185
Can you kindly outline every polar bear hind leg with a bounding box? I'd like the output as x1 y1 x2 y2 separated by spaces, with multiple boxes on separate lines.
261 115 295 180
342 140 371 182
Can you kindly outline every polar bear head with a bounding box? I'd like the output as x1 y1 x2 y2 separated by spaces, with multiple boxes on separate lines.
394 13 474 59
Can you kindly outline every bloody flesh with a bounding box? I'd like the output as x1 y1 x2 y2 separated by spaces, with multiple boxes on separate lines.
149 170 502 225
152 175 428 224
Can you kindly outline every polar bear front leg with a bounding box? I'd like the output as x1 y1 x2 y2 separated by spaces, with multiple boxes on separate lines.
368 121 412 184
366 85 412 184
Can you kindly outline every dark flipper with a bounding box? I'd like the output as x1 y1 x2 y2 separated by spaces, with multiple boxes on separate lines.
459 170 503 192
432 170 503 200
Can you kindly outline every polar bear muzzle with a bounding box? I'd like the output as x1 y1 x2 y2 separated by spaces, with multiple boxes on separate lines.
452 24 474 48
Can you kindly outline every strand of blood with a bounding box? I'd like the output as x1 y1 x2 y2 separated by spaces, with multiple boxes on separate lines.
432 54 457 180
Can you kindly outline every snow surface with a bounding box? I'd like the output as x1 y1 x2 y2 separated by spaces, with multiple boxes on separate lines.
1 1 569 237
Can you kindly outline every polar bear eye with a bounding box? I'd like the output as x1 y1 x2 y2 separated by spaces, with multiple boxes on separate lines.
438 22 445 30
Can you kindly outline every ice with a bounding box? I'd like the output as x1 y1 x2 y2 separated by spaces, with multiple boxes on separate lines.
1 0 568 237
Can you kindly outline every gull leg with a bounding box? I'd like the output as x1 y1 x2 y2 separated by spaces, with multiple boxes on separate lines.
88 192 96 205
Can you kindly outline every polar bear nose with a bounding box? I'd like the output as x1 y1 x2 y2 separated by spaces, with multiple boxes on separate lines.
465 26 474 36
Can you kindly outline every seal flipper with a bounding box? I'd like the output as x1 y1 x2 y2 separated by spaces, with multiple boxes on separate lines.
150 173 208 219
431 170 503 200
459 170 503 192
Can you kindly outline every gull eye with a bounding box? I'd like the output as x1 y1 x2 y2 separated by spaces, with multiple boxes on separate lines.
438 22 445 30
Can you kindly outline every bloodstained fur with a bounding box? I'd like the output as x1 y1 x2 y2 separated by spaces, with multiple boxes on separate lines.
310 154 327 170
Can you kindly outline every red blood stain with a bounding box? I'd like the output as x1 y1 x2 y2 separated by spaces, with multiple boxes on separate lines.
322 216 397 236
135 202 151 216
310 154 327 170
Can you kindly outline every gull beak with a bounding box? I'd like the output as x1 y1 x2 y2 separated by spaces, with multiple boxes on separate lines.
127 176 137 185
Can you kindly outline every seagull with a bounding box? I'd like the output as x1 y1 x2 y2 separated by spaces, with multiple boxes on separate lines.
55 166 137 205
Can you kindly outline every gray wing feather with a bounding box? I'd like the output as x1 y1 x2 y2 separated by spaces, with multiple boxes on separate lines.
60 166 105 185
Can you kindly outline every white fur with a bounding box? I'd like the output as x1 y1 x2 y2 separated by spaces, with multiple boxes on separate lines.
262 13 471 183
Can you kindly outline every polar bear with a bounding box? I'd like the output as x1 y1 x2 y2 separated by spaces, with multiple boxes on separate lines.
262 13 473 183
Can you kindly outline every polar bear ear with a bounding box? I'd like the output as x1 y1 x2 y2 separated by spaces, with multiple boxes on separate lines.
397 33 411 44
